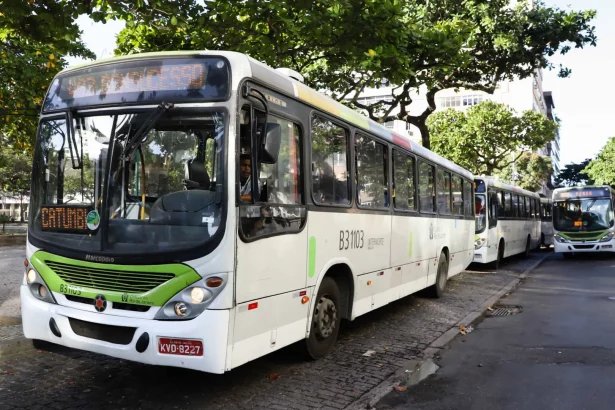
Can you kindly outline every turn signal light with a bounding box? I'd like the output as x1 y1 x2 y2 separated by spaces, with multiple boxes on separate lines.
23 259 28 267
301 296 310 304
205 277 223 288
367 280 372 286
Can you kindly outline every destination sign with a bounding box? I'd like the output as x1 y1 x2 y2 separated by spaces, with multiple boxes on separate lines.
553 187 612 201
41 206 91 233
43 57 230 112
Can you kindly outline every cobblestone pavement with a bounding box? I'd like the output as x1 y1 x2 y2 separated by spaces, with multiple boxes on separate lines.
0 251 547 410
0 246 25 321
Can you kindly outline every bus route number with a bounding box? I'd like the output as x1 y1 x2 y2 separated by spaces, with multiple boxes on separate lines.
59 283 82 296
339 230 364 250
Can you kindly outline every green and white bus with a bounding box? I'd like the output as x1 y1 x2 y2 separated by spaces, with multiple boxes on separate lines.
22 51 475 373
473 177 541 267
552 186 615 255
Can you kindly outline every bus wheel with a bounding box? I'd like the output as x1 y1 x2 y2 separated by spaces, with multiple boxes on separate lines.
304 277 341 360
428 252 449 298
525 236 531 257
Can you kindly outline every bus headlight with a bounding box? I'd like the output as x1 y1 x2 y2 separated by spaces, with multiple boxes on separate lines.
475 237 486 250
599 232 615 242
26 268 56 305
155 274 227 320
554 234 568 243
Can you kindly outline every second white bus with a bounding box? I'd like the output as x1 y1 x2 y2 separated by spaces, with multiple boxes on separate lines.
473 177 541 268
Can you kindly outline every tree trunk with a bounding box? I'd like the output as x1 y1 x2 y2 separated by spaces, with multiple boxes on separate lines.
417 121 431 150
407 87 439 150
19 194 24 222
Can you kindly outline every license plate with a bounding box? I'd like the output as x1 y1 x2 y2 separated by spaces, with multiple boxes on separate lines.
158 338 203 356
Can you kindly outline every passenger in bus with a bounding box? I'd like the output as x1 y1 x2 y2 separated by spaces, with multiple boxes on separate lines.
240 154 260 201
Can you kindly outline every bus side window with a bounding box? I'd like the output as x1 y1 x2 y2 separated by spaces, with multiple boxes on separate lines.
463 178 473 217
489 191 498 228
498 191 505 219
311 115 350 205
505 192 513 218
418 161 436 213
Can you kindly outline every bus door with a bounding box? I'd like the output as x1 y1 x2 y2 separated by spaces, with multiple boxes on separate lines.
487 190 499 258
233 104 309 367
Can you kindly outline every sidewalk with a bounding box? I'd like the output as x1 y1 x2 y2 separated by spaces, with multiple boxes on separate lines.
0 251 550 410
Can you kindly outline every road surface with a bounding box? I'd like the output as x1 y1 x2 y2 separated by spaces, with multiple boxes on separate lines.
378 253 615 410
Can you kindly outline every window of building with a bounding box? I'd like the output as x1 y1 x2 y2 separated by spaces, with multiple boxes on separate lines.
418 161 436 213
384 121 394 129
439 94 485 108
452 176 463 216
311 115 350 205
355 134 388 208
393 150 416 211
437 169 452 215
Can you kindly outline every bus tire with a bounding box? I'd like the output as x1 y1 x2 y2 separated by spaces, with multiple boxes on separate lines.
32 339 52 350
541 233 546 248
492 240 504 269
525 236 531 257
304 277 341 360
428 252 449 298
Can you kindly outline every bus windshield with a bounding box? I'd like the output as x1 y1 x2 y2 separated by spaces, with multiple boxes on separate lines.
29 109 226 255
475 194 487 233
553 198 614 232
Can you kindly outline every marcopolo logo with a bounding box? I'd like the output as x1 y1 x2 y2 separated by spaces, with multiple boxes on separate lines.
85 254 115 263
94 294 107 312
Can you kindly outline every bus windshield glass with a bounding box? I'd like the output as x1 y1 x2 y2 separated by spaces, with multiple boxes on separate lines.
475 194 487 233
553 198 614 232
29 109 226 255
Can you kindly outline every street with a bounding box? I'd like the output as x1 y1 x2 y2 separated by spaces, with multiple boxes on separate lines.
0 246 542 410
377 253 615 410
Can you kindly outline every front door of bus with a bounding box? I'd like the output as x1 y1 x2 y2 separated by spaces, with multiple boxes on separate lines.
232 104 308 367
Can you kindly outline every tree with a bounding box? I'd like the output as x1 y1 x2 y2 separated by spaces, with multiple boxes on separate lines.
0 0 97 151
584 138 615 186
113 0 596 149
0 148 33 221
0 214 9 233
498 152 552 192
427 101 557 175
555 159 594 187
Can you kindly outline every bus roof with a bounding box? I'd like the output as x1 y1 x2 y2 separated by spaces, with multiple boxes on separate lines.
475 176 541 198
57 50 474 180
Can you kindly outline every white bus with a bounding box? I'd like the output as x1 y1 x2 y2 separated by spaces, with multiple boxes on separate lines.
540 197 553 247
22 51 475 374
473 177 541 268
553 186 615 256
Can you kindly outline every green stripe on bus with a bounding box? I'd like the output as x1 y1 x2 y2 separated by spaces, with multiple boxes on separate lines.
308 236 317 278
30 251 201 307
408 232 413 258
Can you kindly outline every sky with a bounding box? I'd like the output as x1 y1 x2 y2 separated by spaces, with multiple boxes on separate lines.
67 0 613 168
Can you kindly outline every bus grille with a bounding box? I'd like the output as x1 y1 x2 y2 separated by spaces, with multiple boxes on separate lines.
565 232 605 241
45 261 175 293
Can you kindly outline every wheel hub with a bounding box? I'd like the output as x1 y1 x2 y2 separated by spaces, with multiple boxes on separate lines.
313 296 337 340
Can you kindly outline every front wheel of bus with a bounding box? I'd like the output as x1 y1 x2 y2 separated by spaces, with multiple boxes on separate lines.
304 277 341 360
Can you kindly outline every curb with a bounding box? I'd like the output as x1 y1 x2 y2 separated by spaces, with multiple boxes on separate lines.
345 253 550 410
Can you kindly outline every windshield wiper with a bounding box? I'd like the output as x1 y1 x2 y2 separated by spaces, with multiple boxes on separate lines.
122 102 174 160
586 199 597 213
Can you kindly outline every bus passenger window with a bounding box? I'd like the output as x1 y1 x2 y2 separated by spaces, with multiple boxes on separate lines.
393 150 416 210
505 192 513 218
498 191 505 218
452 176 463 216
311 116 350 205
356 134 388 208
419 161 436 213
463 179 473 216
437 169 452 215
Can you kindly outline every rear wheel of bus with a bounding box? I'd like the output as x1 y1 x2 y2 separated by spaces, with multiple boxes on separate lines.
492 240 504 269
428 251 449 298
304 277 341 359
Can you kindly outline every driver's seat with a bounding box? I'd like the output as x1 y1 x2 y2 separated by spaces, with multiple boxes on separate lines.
185 159 210 190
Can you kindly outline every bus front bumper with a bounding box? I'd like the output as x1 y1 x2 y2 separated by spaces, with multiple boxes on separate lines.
554 239 615 253
21 285 230 373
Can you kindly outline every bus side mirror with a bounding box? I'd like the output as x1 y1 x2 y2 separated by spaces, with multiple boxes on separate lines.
259 122 281 164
